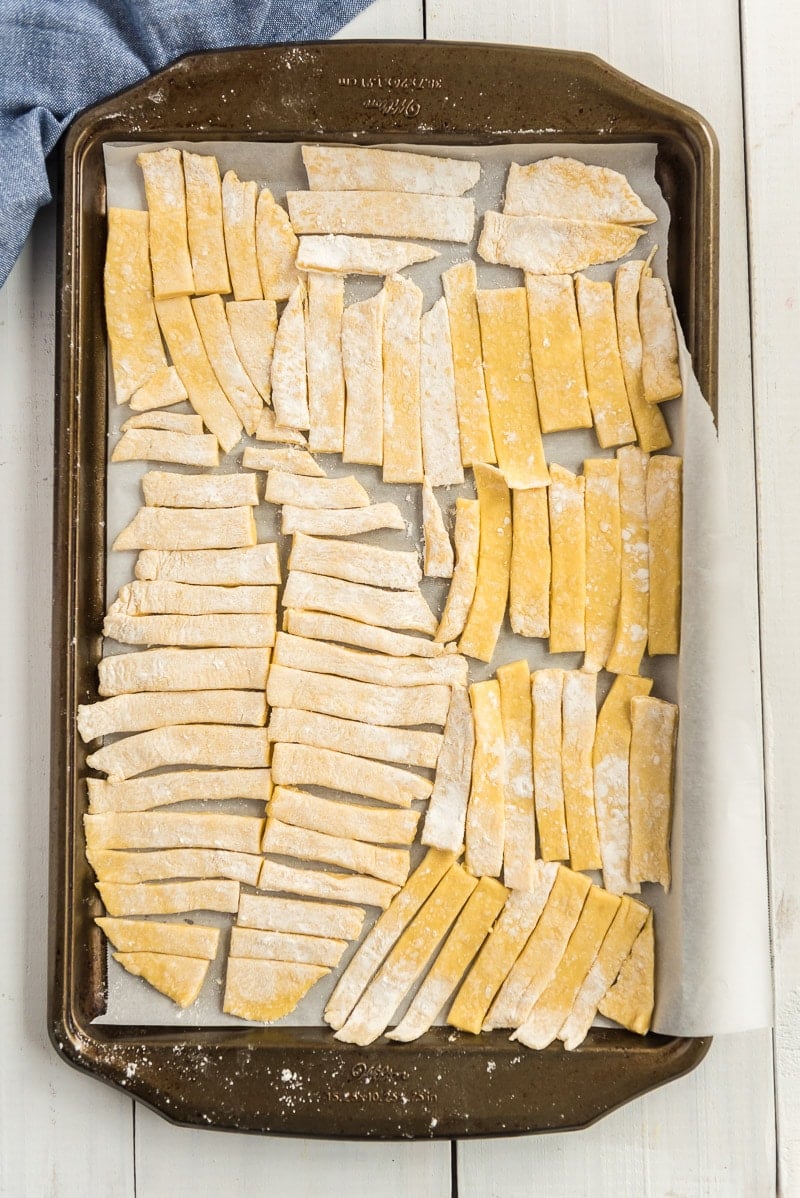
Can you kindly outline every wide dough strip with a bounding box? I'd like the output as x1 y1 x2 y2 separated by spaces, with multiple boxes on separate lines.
342 289 385 467
270 743 432 806
628 696 678 890
382 274 424 484
478 211 644 274
97 879 240 917
509 487 550 639
606 445 650 675
222 170 262 301
639 273 683 404
441 261 496 467
229 927 348 969
614 260 671 453
548 464 586 653
243 446 325 478
561 670 602 872
182 150 230 295
192 293 263 435
268 708 441 770
103 208 167 405
598 909 655 1035
297 235 437 276
227 299 278 404
272 631 465 687
419 301 464 488
262 818 411 886
281 503 405 538
281 571 437 635
287 532 422 592
497 659 537 892
103 612 275 649
111 428 219 468
459 464 512 663
237 893 366 940
128 366 189 413
301 144 480 196
88 848 263 885
86 724 270 781
137 148 195 299
476 287 549 490
255 409 307 445
257 859 399 910
286 190 475 242
306 271 346 453
503 157 656 224
141 470 258 509
421 686 475 852
255 187 299 301
134 544 280 586
268 786 420 846
465 679 505 879
270 282 310 429
114 952 209 1009
574 273 636 448
97 916 220 959
525 273 592 433
285 609 446 658
647 454 683 656
421 479 455 578
436 498 480 644
583 458 622 673
86 769 272 813
266 472 370 510
532 668 569 863
266 663 450 727
108 579 276 616
78 689 266 741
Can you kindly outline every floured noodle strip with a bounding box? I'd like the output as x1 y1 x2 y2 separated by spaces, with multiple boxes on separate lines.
97 917 220 959
142 470 258 509
104 208 167 405
647 455 682 655
268 708 441 769
421 686 473 852
242 446 324 477
478 211 643 274
297 235 438 275
388 877 507 1042
273 631 465 686
281 502 404 538
436 498 479 643
282 572 437 635
285 610 446 658
154 296 243 452
512 885 620 1049
111 428 219 467
137 148 194 298
449 875 556 1033
575 274 636 448
258 859 398 910
229 928 347 969
237 894 366 940
86 724 269 781
628 696 677 890
342 290 384 466
382 274 424 484
288 533 422 591
124 412 203 434
323 849 456 1030
639 273 683 403
525 274 591 433
87 848 263 885
593 675 652 895
182 151 230 295
265 472 369 509
441 261 495 467
266 663 450 727
301 144 480 196
548 464 586 653
561 671 601 872
103 613 275 649
269 787 420 846
335 865 476 1045
255 187 299 301
509 488 550 638
135 544 279 585
223 959 328 1023
222 170 262 300
598 910 654 1035
255 409 307 445
271 282 310 429
421 479 454 578
614 260 671 452
465 680 505 878
606 445 650 675
583 458 622 672
129 365 189 413
262 819 411 886
108 579 276 616
503 157 656 224
227 300 277 404
532 669 569 862
114 953 209 1008
78 689 266 741
497 660 536 891
270 743 432 806
476 287 549 489
420 300 464 487
84 811 264 854
192 294 262 435
459 464 511 663
86 770 271 814
97 879 240 917
286 190 475 242
306 272 346 453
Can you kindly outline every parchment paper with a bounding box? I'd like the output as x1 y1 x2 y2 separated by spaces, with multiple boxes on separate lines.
97 139 772 1035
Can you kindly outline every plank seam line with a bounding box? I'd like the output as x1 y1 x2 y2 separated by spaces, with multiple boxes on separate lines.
133 1100 138 1198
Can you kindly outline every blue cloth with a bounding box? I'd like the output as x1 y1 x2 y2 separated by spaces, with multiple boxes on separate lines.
0 0 376 285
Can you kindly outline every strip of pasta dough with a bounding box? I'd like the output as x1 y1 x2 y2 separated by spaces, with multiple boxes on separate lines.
104 208 167 404
285 610 445 658
288 533 421 591
421 479 454 578
561 671 601 872
269 708 440 770
154 296 243 452
335 865 476 1045
113 952 209 1008
441 261 495 467
478 211 643 274
86 769 271 813
297 235 438 275
324 849 456 1030
342 290 384 466
263 818 410 886
255 187 299 301
227 299 278 404
598 910 655 1034
639 274 683 403
265 472 369 509
266 664 450 727
108 579 276 616
129 366 189 413
421 686 474 852
270 743 432 806
593 674 652 895
628 696 678 890
583 458 622 672
448 870 557 1033
237 893 366 940
476 288 549 489
111 429 219 468
85 811 264 854
498 660 537 891
281 503 404 538
548 464 586 653
606 445 650 675
281 572 437 635
182 151 230 295
532 669 569 862
465 680 505 878
222 170 262 301
135 544 279 585
192 293 262 435
382 274 424 484
97 917 220 958
78 690 266 741
142 470 258 509
287 190 475 242
230 928 347 969
647 454 682 655
269 787 420 846
509 487 550 638
88 849 263 885
103 613 275 649
525 274 591 432
223 959 327 1023
86 725 269 781
459 464 511 663
254 409 307 444
387 876 508 1042
574 274 636 448
272 632 465 686
257 859 398 910
98 879 240 917
436 498 479 643
420 299 464 487
301 145 480 196
137 148 194 298
306 271 346 453
614 260 671 452
271 282 310 429
503 157 656 224
242 446 324 477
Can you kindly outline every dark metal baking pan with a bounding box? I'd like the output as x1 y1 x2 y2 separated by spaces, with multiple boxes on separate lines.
51 40 716 1139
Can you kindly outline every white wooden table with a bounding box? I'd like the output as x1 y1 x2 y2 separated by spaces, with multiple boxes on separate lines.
2 0 794 1193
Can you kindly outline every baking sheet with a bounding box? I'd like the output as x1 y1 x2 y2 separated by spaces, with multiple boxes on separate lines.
96 138 771 1036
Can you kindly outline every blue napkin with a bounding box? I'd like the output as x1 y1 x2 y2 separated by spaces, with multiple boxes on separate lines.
0 0 376 286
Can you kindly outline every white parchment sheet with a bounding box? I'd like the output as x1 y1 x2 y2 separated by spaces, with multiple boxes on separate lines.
96 139 771 1036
